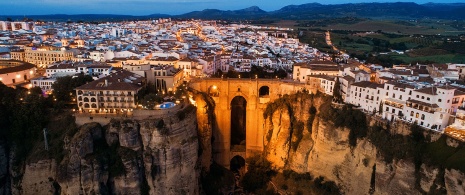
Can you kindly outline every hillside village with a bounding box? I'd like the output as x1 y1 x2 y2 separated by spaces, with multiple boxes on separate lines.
1 19 465 140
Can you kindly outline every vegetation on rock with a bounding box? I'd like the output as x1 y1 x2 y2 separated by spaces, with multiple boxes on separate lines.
241 155 276 193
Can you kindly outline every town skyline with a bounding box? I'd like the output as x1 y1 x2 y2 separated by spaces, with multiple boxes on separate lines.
1 0 463 16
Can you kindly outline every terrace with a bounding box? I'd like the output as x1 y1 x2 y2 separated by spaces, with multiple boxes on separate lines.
406 99 438 114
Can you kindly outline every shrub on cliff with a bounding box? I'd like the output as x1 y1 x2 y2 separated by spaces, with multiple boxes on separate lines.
314 176 341 195
319 103 367 147
241 155 276 192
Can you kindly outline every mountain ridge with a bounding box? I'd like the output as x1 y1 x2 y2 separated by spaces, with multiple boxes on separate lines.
1 2 465 21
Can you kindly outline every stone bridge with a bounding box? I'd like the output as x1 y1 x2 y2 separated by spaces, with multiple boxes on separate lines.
189 78 310 168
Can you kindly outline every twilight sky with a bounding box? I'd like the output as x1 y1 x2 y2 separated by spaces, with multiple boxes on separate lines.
0 0 460 15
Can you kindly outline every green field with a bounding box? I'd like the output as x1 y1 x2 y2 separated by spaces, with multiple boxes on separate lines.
322 20 461 35
265 18 465 65
390 54 465 64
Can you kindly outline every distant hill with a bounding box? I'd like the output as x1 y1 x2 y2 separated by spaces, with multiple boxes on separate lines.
179 6 267 20
1 2 465 22
177 2 465 20
269 2 465 20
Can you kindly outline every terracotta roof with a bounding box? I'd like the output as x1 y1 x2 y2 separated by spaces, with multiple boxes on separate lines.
342 75 355 82
75 70 144 91
415 87 437 95
454 90 465 96
307 75 335 80
351 81 384 89
0 60 35 75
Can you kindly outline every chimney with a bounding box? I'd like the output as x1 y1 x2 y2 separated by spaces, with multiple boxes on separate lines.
105 79 108 86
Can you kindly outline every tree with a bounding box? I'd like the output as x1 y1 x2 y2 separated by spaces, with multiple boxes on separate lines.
226 69 239 78
241 156 276 192
52 74 93 102
141 93 163 109
332 77 343 103
378 101 383 115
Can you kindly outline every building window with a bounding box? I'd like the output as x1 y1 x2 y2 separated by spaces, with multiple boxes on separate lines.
438 99 442 102
416 113 419 118
421 114 425 120
440 114 443 119
386 107 389 111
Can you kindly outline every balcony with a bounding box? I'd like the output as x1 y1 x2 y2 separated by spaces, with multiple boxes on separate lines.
384 98 404 109
406 100 438 114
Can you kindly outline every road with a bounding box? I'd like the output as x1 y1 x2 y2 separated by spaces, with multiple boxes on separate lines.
325 31 345 55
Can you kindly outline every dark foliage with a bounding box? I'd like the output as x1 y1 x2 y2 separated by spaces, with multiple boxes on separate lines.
313 176 341 195
201 162 235 195
241 156 276 193
0 83 49 163
52 74 93 102
319 103 367 147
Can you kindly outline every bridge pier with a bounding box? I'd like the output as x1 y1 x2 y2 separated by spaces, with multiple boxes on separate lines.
190 78 310 168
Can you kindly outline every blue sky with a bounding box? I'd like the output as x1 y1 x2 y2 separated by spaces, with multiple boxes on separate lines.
0 0 460 15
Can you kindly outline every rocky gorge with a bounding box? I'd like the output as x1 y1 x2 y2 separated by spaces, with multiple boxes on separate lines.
1 92 465 194
0 104 200 195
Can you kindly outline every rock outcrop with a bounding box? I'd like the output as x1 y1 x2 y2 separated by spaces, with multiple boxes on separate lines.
8 105 200 195
263 92 465 195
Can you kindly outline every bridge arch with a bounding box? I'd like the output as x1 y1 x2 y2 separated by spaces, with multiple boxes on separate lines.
259 86 270 97
230 96 247 152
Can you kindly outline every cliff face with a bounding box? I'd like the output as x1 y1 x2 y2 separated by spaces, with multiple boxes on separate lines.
263 93 465 195
9 105 200 195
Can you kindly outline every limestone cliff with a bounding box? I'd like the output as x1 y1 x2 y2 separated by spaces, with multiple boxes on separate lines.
263 92 465 194
6 105 200 195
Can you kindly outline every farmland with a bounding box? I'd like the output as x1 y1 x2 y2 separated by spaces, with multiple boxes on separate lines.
287 18 465 66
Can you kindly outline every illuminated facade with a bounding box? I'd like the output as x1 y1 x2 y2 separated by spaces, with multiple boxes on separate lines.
0 21 34 31
0 60 36 86
13 46 74 68
75 70 145 113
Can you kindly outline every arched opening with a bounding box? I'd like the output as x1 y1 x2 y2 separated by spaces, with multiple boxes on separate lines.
208 85 220 97
91 103 97 108
231 96 246 152
91 97 96 102
230 155 246 172
84 97 89 102
78 90 83 95
84 103 90 108
259 86 270 97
